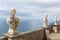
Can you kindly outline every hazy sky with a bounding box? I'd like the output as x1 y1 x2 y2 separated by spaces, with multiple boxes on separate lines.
0 0 60 20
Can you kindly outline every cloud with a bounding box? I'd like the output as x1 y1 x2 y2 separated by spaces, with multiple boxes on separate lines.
36 0 60 3
0 0 60 20
46 7 60 12
0 0 8 10
1 0 60 10
0 5 7 10
17 5 41 13
7 0 60 3
0 0 2 3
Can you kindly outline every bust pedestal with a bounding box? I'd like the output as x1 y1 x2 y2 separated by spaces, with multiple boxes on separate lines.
4 33 20 40
53 24 59 33
42 27 50 34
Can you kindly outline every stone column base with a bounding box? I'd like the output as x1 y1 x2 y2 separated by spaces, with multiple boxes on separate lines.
3 33 20 40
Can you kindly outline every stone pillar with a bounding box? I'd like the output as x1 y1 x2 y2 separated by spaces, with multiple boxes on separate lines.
53 16 58 33
44 28 50 35
4 8 20 40
53 25 59 33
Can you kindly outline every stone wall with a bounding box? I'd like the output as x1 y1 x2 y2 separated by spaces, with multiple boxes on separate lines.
0 36 8 40
0 29 46 40
19 29 45 40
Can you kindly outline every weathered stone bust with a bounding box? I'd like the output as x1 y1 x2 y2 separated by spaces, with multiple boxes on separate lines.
54 16 58 25
43 13 48 28
7 8 19 35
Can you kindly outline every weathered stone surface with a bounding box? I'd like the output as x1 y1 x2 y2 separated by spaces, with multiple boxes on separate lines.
0 36 8 40
47 33 60 40
19 29 45 40
0 29 44 40
7 8 19 35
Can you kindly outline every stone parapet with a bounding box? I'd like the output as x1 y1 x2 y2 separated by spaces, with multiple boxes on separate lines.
0 29 46 40
0 36 8 40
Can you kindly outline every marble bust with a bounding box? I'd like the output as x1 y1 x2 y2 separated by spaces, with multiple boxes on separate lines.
54 16 58 25
7 8 19 35
43 13 48 28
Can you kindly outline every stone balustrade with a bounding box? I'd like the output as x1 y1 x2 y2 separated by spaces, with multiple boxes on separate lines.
0 29 46 40
0 36 8 40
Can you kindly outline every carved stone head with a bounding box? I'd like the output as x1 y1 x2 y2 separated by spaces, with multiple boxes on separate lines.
10 8 16 16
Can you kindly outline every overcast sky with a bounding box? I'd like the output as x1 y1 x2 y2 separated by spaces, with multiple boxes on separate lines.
0 0 60 20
